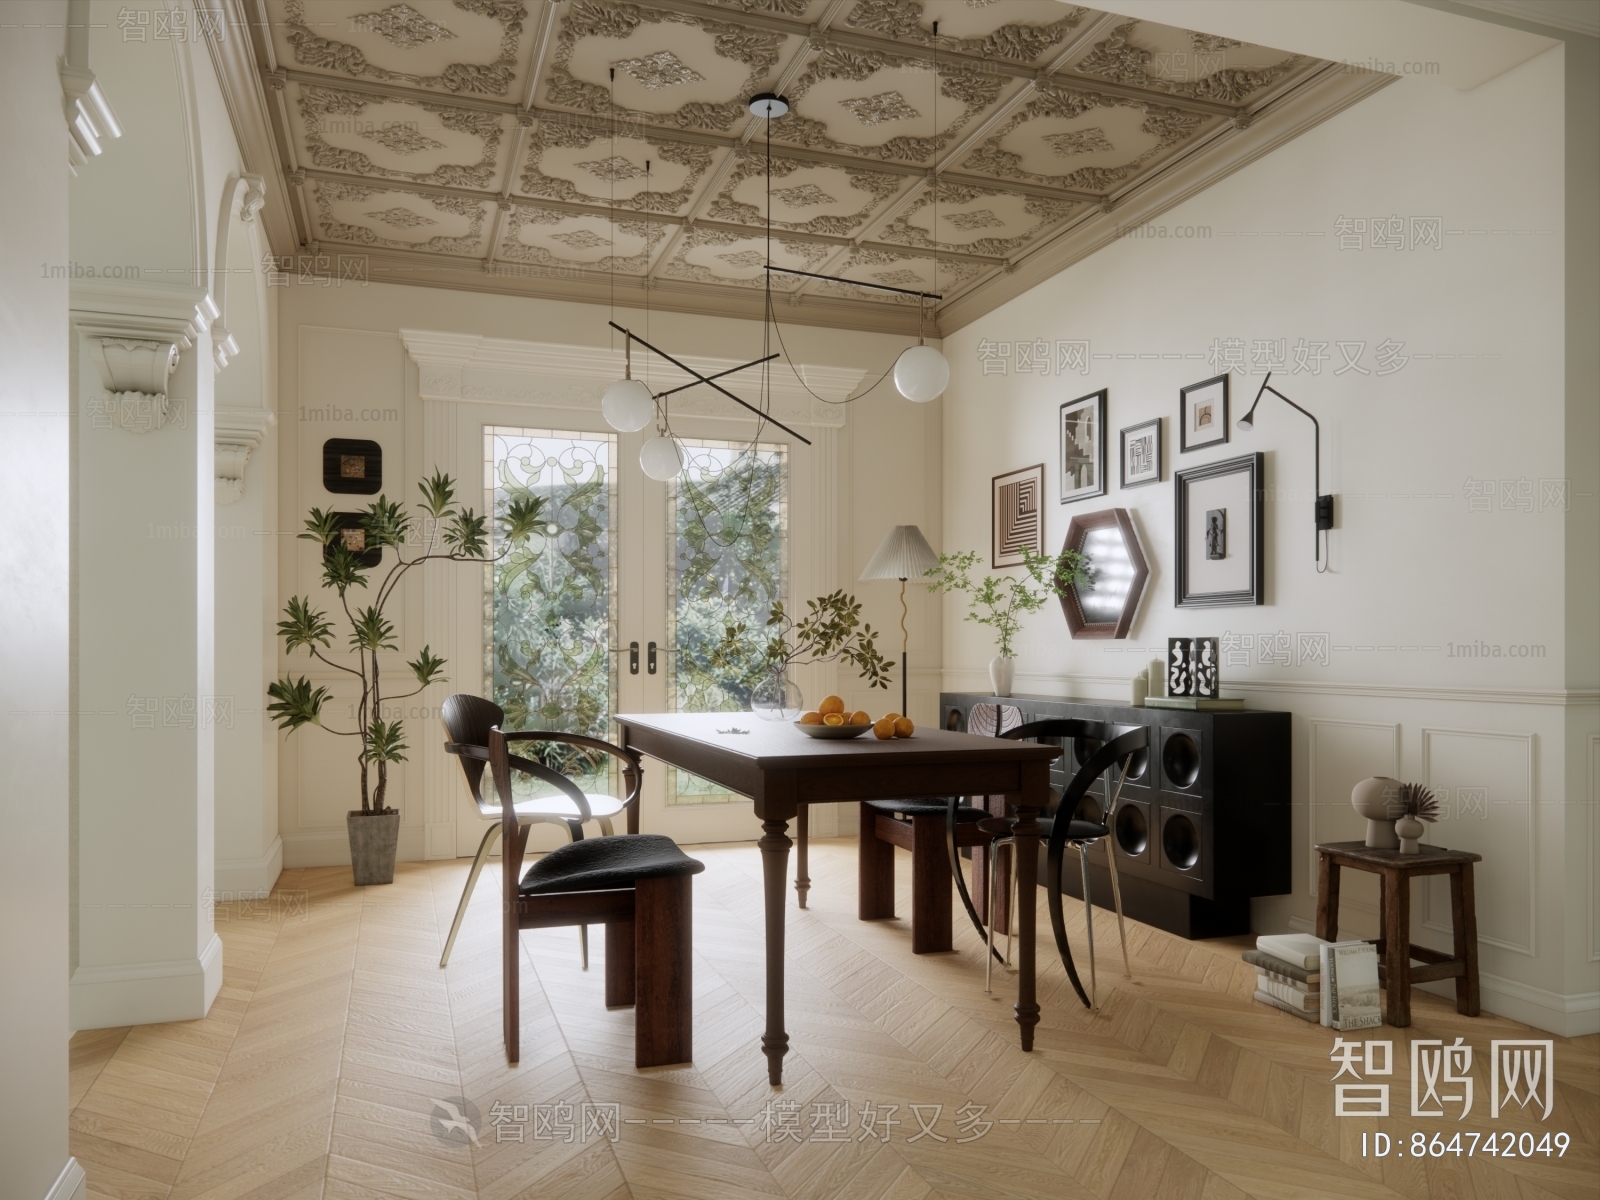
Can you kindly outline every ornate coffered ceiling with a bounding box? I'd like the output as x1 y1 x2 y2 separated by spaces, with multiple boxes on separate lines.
234 0 1394 333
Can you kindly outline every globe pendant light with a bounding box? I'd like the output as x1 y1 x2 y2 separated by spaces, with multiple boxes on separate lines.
602 338 654 432
894 342 949 403
639 433 683 481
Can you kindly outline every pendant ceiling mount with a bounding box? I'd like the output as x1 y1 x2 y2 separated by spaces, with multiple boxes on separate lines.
748 92 789 119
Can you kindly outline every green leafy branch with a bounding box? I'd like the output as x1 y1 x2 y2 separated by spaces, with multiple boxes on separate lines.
924 547 1093 659
709 589 894 691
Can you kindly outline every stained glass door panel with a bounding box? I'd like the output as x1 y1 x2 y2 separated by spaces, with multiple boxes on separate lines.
666 439 787 805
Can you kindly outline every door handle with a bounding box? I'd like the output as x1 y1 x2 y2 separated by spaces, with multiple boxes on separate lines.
647 641 658 674
629 641 639 675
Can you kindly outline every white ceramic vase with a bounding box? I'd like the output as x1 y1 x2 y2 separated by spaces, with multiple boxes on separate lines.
988 655 1015 698
1395 814 1425 855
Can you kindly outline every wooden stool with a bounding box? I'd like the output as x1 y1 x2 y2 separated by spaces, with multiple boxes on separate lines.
1314 840 1482 1027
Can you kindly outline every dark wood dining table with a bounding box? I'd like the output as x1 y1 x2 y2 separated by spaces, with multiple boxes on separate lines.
616 711 1060 1085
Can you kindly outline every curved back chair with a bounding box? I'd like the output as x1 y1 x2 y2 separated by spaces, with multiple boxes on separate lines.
487 726 704 1068
437 694 642 968
1031 722 1149 1009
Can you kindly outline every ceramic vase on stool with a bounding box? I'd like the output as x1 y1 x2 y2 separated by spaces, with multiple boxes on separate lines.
1350 776 1404 849
989 655 1014 698
1395 813 1425 854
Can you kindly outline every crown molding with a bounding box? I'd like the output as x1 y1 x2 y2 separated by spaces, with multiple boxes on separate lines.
939 63 1396 333
1446 0 1600 37
400 328 864 429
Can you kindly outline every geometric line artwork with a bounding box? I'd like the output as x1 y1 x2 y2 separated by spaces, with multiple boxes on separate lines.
993 464 1043 567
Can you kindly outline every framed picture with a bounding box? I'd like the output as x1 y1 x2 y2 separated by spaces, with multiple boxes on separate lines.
1179 374 1229 453
1175 452 1263 607
1058 508 1149 639
1059 389 1107 504
1119 418 1161 488
992 463 1045 568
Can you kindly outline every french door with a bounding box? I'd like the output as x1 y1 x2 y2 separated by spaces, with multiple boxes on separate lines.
436 399 811 851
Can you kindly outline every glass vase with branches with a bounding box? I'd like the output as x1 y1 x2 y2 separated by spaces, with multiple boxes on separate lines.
267 471 543 815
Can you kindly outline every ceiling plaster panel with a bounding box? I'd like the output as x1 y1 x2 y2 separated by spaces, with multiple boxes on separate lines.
291 81 511 187
664 227 832 289
274 0 533 97
499 203 671 273
311 180 494 254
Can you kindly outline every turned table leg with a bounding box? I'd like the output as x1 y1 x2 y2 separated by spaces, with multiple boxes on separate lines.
759 817 793 1085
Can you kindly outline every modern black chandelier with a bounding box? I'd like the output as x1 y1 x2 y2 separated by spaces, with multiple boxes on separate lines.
600 27 953 479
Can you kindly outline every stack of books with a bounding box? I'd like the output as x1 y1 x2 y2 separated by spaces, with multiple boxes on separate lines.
1245 933 1384 1029
1246 934 1323 1021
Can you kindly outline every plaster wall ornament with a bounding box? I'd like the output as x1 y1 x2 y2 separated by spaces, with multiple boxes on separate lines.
944 208 1004 230
616 50 705 90
212 326 242 371
60 62 123 170
839 91 921 126
72 280 218 433
215 409 275 505
772 183 836 208
351 3 460 49
239 174 268 221
283 0 524 96
359 123 448 154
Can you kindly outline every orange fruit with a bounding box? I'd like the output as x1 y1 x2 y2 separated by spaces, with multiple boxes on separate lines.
894 717 915 738
881 711 901 724
818 695 846 716
872 717 896 739
823 713 845 726
799 711 823 725
849 710 871 726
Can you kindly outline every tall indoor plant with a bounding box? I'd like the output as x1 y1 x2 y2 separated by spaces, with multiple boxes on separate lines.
924 548 1091 697
268 472 542 884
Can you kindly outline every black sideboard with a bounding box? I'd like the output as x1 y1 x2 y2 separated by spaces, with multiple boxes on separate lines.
941 692 1291 939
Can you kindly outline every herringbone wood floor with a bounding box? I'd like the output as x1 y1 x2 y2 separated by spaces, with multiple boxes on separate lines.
69 839 1597 1200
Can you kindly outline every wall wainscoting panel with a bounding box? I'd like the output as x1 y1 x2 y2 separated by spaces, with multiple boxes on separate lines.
1307 718 1402 928
1419 727 1536 956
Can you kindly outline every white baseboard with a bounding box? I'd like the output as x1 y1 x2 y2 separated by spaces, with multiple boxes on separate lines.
214 835 282 898
1279 914 1596 1036
44 1157 85 1200
281 825 425 868
69 933 224 1032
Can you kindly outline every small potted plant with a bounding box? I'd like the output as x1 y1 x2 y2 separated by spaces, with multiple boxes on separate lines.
924 547 1091 697
268 472 542 885
1394 782 1440 854
709 589 895 718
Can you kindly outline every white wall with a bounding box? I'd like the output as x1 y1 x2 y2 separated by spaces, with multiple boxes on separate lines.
940 46 1598 1034
274 282 941 863
0 11 80 1199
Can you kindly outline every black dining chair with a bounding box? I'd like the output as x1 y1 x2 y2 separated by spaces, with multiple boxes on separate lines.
947 715 1148 1009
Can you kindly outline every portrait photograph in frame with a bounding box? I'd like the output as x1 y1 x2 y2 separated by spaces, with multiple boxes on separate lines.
1059 389 1107 504
1119 418 1162 488
1174 452 1264 607
991 463 1045 568
1179 373 1229 453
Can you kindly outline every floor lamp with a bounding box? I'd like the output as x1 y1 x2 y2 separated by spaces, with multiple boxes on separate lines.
860 526 939 718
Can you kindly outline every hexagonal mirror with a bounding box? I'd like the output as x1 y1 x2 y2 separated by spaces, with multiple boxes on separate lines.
1059 508 1149 639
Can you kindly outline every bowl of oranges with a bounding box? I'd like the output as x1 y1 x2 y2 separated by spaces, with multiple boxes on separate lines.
795 695 915 740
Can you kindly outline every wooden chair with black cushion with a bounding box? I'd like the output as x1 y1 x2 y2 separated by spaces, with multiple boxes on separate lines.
487 725 704 1068
438 693 641 969
858 798 994 953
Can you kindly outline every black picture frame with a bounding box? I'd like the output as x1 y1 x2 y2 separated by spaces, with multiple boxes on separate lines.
992 463 1045 568
1119 418 1162 488
322 438 383 494
1179 374 1229 453
1059 389 1107 504
1175 452 1264 608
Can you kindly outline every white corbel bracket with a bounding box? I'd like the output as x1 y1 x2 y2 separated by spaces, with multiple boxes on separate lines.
215 410 275 505
72 280 219 433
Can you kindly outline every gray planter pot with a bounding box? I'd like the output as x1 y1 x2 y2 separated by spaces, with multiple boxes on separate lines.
347 810 400 885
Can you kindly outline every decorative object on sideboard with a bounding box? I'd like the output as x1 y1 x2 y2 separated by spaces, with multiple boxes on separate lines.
1164 637 1219 698
1120 418 1162 488
1236 370 1336 567
1394 782 1440 854
269 474 544 885
924 548 1083 698
1058 508 1147 639
1350 776 1405 849
710 591 894 720
1175 453 1265 607
1060 389 1108 504
860 525 941 717
1148 658 1166 699
322 438 382 494
1131 671 1149 707
1179 374 1229 452
992 465 1045 568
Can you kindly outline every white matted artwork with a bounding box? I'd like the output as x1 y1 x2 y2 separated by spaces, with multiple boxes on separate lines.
1059 389 1106 504
1175 453 1263 607
992 463 1044 568
1180 374 1229 453
1120 418 1161 488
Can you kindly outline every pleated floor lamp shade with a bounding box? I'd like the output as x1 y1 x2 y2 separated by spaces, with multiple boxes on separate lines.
861 526 939 716
860 525 939 583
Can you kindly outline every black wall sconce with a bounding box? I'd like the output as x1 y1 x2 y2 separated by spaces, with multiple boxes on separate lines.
1236 371 1335 567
